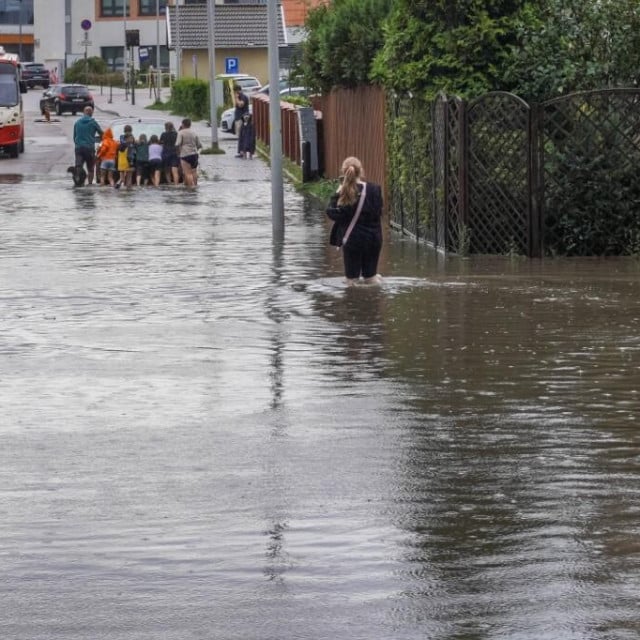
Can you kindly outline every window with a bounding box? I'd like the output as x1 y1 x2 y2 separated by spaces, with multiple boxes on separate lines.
100 0 130 18
0 0 33 26
0 74 18 106
139 0 167 16
101 46 126 72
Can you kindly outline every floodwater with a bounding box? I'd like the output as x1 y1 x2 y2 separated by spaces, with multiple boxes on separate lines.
1 174 640 640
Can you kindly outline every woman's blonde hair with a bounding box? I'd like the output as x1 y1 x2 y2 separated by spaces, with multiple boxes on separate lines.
338 156 364 206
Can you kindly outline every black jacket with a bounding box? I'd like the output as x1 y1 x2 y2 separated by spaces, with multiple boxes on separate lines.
326 182 383 247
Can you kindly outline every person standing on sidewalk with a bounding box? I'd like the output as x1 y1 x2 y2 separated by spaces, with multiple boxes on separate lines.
175 118 202 187
73 106 103 185
233 84 249 158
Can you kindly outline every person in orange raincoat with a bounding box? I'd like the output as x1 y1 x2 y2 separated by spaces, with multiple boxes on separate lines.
96 128 119 187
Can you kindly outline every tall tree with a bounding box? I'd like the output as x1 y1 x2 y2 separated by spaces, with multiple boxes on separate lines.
504 0 640 100
372 0 530 98
302 0 393 93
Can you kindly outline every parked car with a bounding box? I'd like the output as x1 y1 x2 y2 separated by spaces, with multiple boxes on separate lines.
108 116 166 142
21 62 49 89
257 80 309 97
216 73 262 97
101 117 182 184
40 84 94 116
220 105 252 134
219 86 309 134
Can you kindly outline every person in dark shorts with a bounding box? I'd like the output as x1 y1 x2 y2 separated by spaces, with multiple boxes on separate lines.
160 121 180 185
175 118 202 187
73 106 103 185
325 156 384 286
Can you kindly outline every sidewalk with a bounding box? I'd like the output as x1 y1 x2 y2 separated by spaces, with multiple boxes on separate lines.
89 84 271 182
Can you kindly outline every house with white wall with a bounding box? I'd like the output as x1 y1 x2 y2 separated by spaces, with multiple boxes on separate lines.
34 0 170 77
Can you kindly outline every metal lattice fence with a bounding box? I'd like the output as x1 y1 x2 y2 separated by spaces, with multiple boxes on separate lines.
541 90 640 256
467 92 531 255
388 88 640 256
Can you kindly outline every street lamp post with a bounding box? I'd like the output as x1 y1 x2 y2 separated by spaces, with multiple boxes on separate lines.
124 0 128 100
18 0 23 60
207 0 218 150
156 0 162 101
267 0 284 237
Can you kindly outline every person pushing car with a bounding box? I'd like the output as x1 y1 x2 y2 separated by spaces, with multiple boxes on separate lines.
73 106 103 186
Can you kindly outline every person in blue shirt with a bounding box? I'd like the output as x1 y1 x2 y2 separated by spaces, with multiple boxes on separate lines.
73 106 103 185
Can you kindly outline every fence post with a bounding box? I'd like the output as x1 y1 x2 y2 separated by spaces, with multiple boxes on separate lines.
301 140 311 182
459 99 469 234
529 102 543 258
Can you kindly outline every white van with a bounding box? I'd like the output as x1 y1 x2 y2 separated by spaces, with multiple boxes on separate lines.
214 73 262 110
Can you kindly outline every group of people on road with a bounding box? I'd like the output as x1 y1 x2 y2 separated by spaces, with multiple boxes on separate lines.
73 106 202 188
74 103 383 285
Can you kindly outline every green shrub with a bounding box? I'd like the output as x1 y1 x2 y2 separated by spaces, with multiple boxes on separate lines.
170 78 210 121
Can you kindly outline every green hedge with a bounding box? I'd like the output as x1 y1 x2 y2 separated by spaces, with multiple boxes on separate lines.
170 78 210 121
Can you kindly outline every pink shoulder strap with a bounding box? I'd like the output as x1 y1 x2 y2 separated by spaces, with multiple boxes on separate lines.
341 182 367 246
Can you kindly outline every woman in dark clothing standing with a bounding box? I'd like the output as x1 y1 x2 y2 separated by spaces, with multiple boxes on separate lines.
160 121 180 185
326 156 384 285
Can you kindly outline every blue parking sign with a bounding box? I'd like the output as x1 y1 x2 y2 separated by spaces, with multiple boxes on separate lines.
225 57 239 74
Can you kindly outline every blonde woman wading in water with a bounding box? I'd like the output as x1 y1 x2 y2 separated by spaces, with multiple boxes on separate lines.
325 156 384 286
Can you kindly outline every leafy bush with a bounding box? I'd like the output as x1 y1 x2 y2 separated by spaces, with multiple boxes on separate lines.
170 78 210 121
302 0 392 94
544 137 640 256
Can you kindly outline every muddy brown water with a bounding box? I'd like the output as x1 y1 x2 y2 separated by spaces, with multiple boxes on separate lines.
1 176 639 639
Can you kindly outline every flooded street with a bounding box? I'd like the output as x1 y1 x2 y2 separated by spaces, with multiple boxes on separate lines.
2 170 640 639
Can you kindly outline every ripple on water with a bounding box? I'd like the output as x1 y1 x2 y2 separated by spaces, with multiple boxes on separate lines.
2 177 640 638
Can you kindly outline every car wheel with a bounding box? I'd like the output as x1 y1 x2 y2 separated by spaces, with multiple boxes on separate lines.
8 143 18 158
43 83 49 89
19 136 24 153
72 110 77 116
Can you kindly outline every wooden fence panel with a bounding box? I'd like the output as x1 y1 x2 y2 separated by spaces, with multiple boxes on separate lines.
316 86 387 203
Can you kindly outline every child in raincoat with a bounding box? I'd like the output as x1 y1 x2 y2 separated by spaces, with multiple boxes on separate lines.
116 125 136 188
96 128 119 187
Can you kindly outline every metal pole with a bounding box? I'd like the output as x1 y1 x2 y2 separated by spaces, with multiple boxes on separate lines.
207 0 219 149
124 0 128 101
156 0 161 101
175 1 182 80
267 0 284 239
18 0 23 60
131 44 136 105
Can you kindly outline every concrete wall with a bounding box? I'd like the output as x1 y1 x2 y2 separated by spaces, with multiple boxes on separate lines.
34 0 65 72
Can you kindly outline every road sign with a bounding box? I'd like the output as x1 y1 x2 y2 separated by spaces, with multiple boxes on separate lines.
139 47 149 61
225 57 239 74
81 19 92 31
78 40 92 46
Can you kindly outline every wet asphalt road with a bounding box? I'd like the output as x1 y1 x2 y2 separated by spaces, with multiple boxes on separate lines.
2 88 640 640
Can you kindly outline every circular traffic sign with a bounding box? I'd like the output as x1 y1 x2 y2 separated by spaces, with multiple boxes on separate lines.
81 19 92 31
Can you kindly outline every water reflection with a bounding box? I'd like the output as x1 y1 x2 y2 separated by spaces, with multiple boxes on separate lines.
2 176 640 639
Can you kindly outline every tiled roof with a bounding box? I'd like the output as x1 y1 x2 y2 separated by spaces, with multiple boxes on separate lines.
167 4 287 49
282 0 324 27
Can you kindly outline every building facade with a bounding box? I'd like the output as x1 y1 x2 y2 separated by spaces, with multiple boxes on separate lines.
34 0 169 77
0 0 34 61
